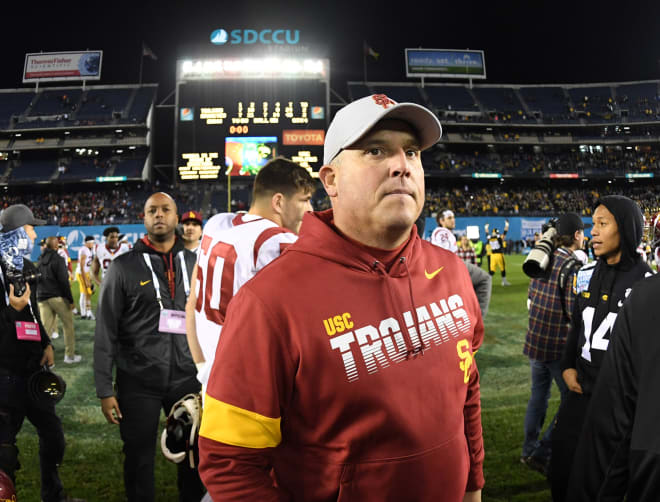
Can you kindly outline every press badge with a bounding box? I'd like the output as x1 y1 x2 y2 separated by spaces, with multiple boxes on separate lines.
159 309 186 334
16 321 41 341
143 252 190 336
575 266 595 294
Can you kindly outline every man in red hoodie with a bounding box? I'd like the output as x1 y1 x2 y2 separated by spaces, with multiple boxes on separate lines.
198 94 485 502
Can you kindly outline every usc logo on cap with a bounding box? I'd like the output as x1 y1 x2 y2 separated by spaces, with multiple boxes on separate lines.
372 94 396 109
189 212 195 219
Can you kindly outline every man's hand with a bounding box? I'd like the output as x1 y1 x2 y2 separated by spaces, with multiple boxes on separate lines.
70 303 75 310
562 368 583 394
101 396 123 424
40 345 55 368
8 283 31 311
463 489 482 502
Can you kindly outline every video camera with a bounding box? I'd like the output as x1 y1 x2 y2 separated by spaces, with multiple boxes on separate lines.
522 217 558 278
5 266 41 297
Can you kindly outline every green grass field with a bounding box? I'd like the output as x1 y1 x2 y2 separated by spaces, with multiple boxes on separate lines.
15 255 557 501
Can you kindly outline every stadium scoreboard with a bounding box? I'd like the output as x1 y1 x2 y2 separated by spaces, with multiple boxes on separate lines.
175 57 329 182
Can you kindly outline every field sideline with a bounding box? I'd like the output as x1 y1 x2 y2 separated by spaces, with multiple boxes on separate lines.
15 254 556 501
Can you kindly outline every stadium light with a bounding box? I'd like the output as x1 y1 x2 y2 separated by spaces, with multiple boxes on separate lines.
179 57 328 80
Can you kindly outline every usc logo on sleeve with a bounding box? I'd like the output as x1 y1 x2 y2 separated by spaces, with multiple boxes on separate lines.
456 339 473 384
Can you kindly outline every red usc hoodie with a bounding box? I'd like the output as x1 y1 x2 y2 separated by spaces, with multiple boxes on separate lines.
198 210 485 501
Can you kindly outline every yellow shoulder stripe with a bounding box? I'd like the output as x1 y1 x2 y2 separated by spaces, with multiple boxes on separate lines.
199 394 282 449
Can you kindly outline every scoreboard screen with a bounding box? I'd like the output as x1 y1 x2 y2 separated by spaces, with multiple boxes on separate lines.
176 78 328 181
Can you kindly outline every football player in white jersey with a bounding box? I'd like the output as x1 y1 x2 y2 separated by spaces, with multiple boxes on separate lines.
430 208 458 252
57 235 73 281
76 235 96 319
91 226 130 285
185 158 315 394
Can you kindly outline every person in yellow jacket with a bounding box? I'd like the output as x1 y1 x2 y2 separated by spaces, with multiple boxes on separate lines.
485 220 510 286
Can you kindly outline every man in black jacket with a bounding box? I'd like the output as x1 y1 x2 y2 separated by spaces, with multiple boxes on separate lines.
37 236 78 363
0 204 83 502
94 192 203 502
567 272 660 500
549 195 652 501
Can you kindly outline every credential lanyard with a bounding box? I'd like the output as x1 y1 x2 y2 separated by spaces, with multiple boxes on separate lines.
0 271 8 306
142 252 190 309
177 251 190 298
143 253 164 310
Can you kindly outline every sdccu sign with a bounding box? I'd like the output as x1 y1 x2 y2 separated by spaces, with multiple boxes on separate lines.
210 29 300 45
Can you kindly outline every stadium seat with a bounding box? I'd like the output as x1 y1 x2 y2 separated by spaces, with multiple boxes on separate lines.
10 160 57 181
0 92 36 129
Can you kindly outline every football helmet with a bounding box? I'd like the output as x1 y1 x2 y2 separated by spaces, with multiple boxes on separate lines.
161 393 202 469
0 468 16 501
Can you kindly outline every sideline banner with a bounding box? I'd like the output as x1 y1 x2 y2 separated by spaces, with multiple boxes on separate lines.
423 216 592 242
520 218 545 240
23 51 103 83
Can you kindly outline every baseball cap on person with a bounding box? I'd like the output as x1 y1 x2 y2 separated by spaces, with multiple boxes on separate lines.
0 204 46 233
181 210 203 225
323 94 443 165
558 212 590 236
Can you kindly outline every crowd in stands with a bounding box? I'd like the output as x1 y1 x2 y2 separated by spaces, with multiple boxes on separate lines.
425 183 660 217
426 146 660 175
2 187 147 225
2 179 659 225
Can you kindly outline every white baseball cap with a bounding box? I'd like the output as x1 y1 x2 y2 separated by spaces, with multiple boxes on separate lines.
323 94 442 165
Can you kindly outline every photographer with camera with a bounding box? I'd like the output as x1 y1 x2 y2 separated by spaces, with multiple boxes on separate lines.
0 204 84 502
520 213 587 476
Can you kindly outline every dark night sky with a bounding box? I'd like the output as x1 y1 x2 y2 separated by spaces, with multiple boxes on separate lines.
3 0 660 101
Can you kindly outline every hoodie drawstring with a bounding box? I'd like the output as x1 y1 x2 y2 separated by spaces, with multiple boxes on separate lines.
374 257 426 359
401 256 427 358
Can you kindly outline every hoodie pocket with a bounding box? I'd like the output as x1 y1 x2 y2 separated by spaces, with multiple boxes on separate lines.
335 435 470 502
